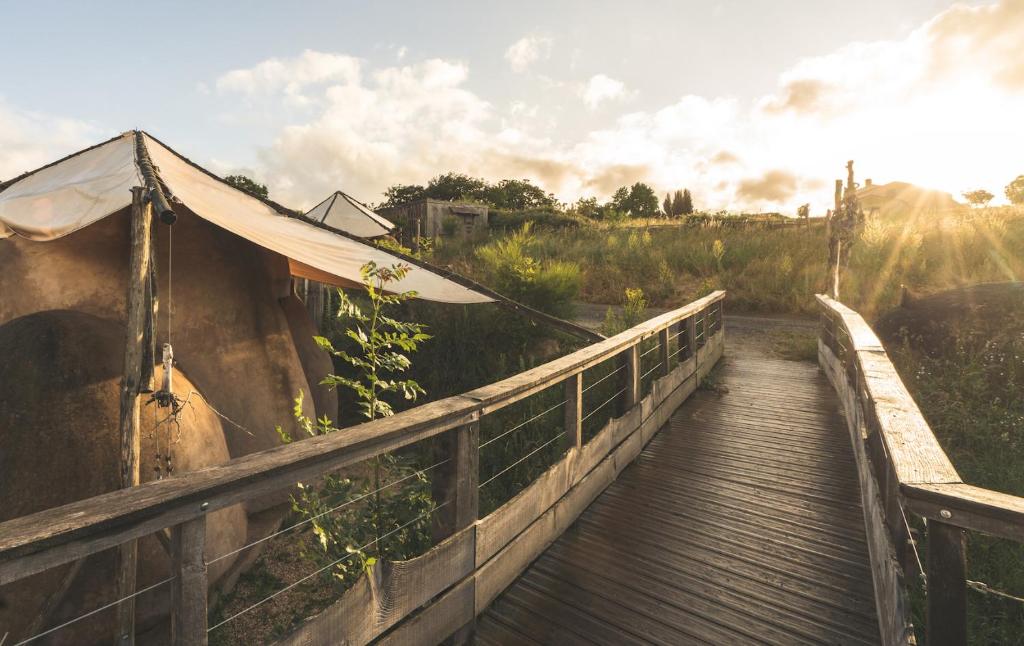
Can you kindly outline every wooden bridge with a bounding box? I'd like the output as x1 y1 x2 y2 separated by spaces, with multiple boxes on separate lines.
2 291 1023 645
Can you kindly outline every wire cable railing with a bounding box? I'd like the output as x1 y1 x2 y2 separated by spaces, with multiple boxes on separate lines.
208 500 451 634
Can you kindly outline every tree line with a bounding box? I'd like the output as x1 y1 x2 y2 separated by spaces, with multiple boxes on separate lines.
378 172 696 220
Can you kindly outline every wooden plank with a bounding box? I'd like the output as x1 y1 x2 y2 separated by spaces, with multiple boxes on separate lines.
622 344 641 410
658 327 670 377
475 508 557 612
903 482 1024 542
475 458 572 566
432 422 479 542
170 516 208 646
375 577 476 646
818 340 915 646
282 526 475 646
563 373 582 453
115 185 154 645
926 521 966 646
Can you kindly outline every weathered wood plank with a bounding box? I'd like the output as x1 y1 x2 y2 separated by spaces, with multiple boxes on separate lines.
926 521 966 646
170 516 208 646
903 482 1024 542
375 577 475 646
819 340 915 646
281 526 475 646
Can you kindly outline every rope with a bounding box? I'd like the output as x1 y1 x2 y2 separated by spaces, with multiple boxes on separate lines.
14 577 174 645
640 343 660 359
479 400 566 450
208 501 449 633
479 432 566 489
206 457 451 565
582 365 624 393
167 224 172 345
967 579 1024 605
582 388 626 422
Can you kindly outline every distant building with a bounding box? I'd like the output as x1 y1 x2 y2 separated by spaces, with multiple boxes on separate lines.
378 198 489 248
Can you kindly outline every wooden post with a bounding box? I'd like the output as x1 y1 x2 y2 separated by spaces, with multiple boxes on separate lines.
430 421 479 643
658 328 671 377
563 373 583 452
927 521 967 646
170 516 208 646
114 186 154 645
621 344 641 412
686 315 698 361
431 422 480 543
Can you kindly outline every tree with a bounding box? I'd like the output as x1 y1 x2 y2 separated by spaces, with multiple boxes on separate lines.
379 184 426 209
680 188 694 215
1005 176 1024 205
663 193 672 217
671 190 685 217
485 178 557 210
628 183 661 218
570 197 600 219
424 172 488 202
797 203 810 219
609 186 631 213
962 189 994 208
224 174 268 199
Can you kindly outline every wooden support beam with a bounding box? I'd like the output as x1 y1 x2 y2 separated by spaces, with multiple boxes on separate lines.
563 373 583 452
432 422 480 543
620 344 641 413
114 186 154 645
430 421 479 643
170 516 208 646
658 328 671 377
927 521 967 646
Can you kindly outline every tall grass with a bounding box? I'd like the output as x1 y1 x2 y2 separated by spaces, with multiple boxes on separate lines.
433 207 1024 319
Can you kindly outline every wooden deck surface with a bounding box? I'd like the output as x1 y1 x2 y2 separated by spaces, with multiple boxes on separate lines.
474 350 880 645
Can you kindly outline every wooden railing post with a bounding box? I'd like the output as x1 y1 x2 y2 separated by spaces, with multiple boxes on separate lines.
170 515 208 646
927 521 967 646
686 315 697 361
620 344 641 413
564 373 583 452
432 422 480 543
431 421 480 643
658 328 671 377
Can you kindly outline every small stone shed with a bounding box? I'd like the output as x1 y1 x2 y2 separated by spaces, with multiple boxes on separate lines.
379 198 488 247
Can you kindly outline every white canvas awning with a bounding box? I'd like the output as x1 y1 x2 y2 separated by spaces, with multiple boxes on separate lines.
0 132 492 304
306 191 393 238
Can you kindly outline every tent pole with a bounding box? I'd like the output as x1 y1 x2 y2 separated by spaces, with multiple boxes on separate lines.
114 187 155 645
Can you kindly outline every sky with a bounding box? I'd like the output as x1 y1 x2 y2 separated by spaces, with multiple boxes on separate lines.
2 0 1023 213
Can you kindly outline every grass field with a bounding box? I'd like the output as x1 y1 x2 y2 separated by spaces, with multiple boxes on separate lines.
432 206 1024 319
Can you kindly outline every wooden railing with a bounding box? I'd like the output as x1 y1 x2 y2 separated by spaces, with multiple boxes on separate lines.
816 294 1024 646
0 292 726 645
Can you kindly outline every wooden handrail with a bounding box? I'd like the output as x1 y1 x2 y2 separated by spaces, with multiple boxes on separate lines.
815 294 1024 534
816 293 1024 646
0 292 725 585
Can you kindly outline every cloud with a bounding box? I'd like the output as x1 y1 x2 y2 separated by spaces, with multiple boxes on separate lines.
736 170 800 203
580 74 631 110
211 2 1024 213
217 49 361 108
505 36 552 73
0 99 99 182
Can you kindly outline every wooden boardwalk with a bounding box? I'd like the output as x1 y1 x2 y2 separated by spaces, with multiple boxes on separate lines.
475 351 880 645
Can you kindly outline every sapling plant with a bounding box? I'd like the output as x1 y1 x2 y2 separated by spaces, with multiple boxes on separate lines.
278 261 432 585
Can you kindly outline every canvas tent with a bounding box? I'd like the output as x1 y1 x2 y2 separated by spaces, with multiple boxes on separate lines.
304 190 394 238
0 131 491 304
